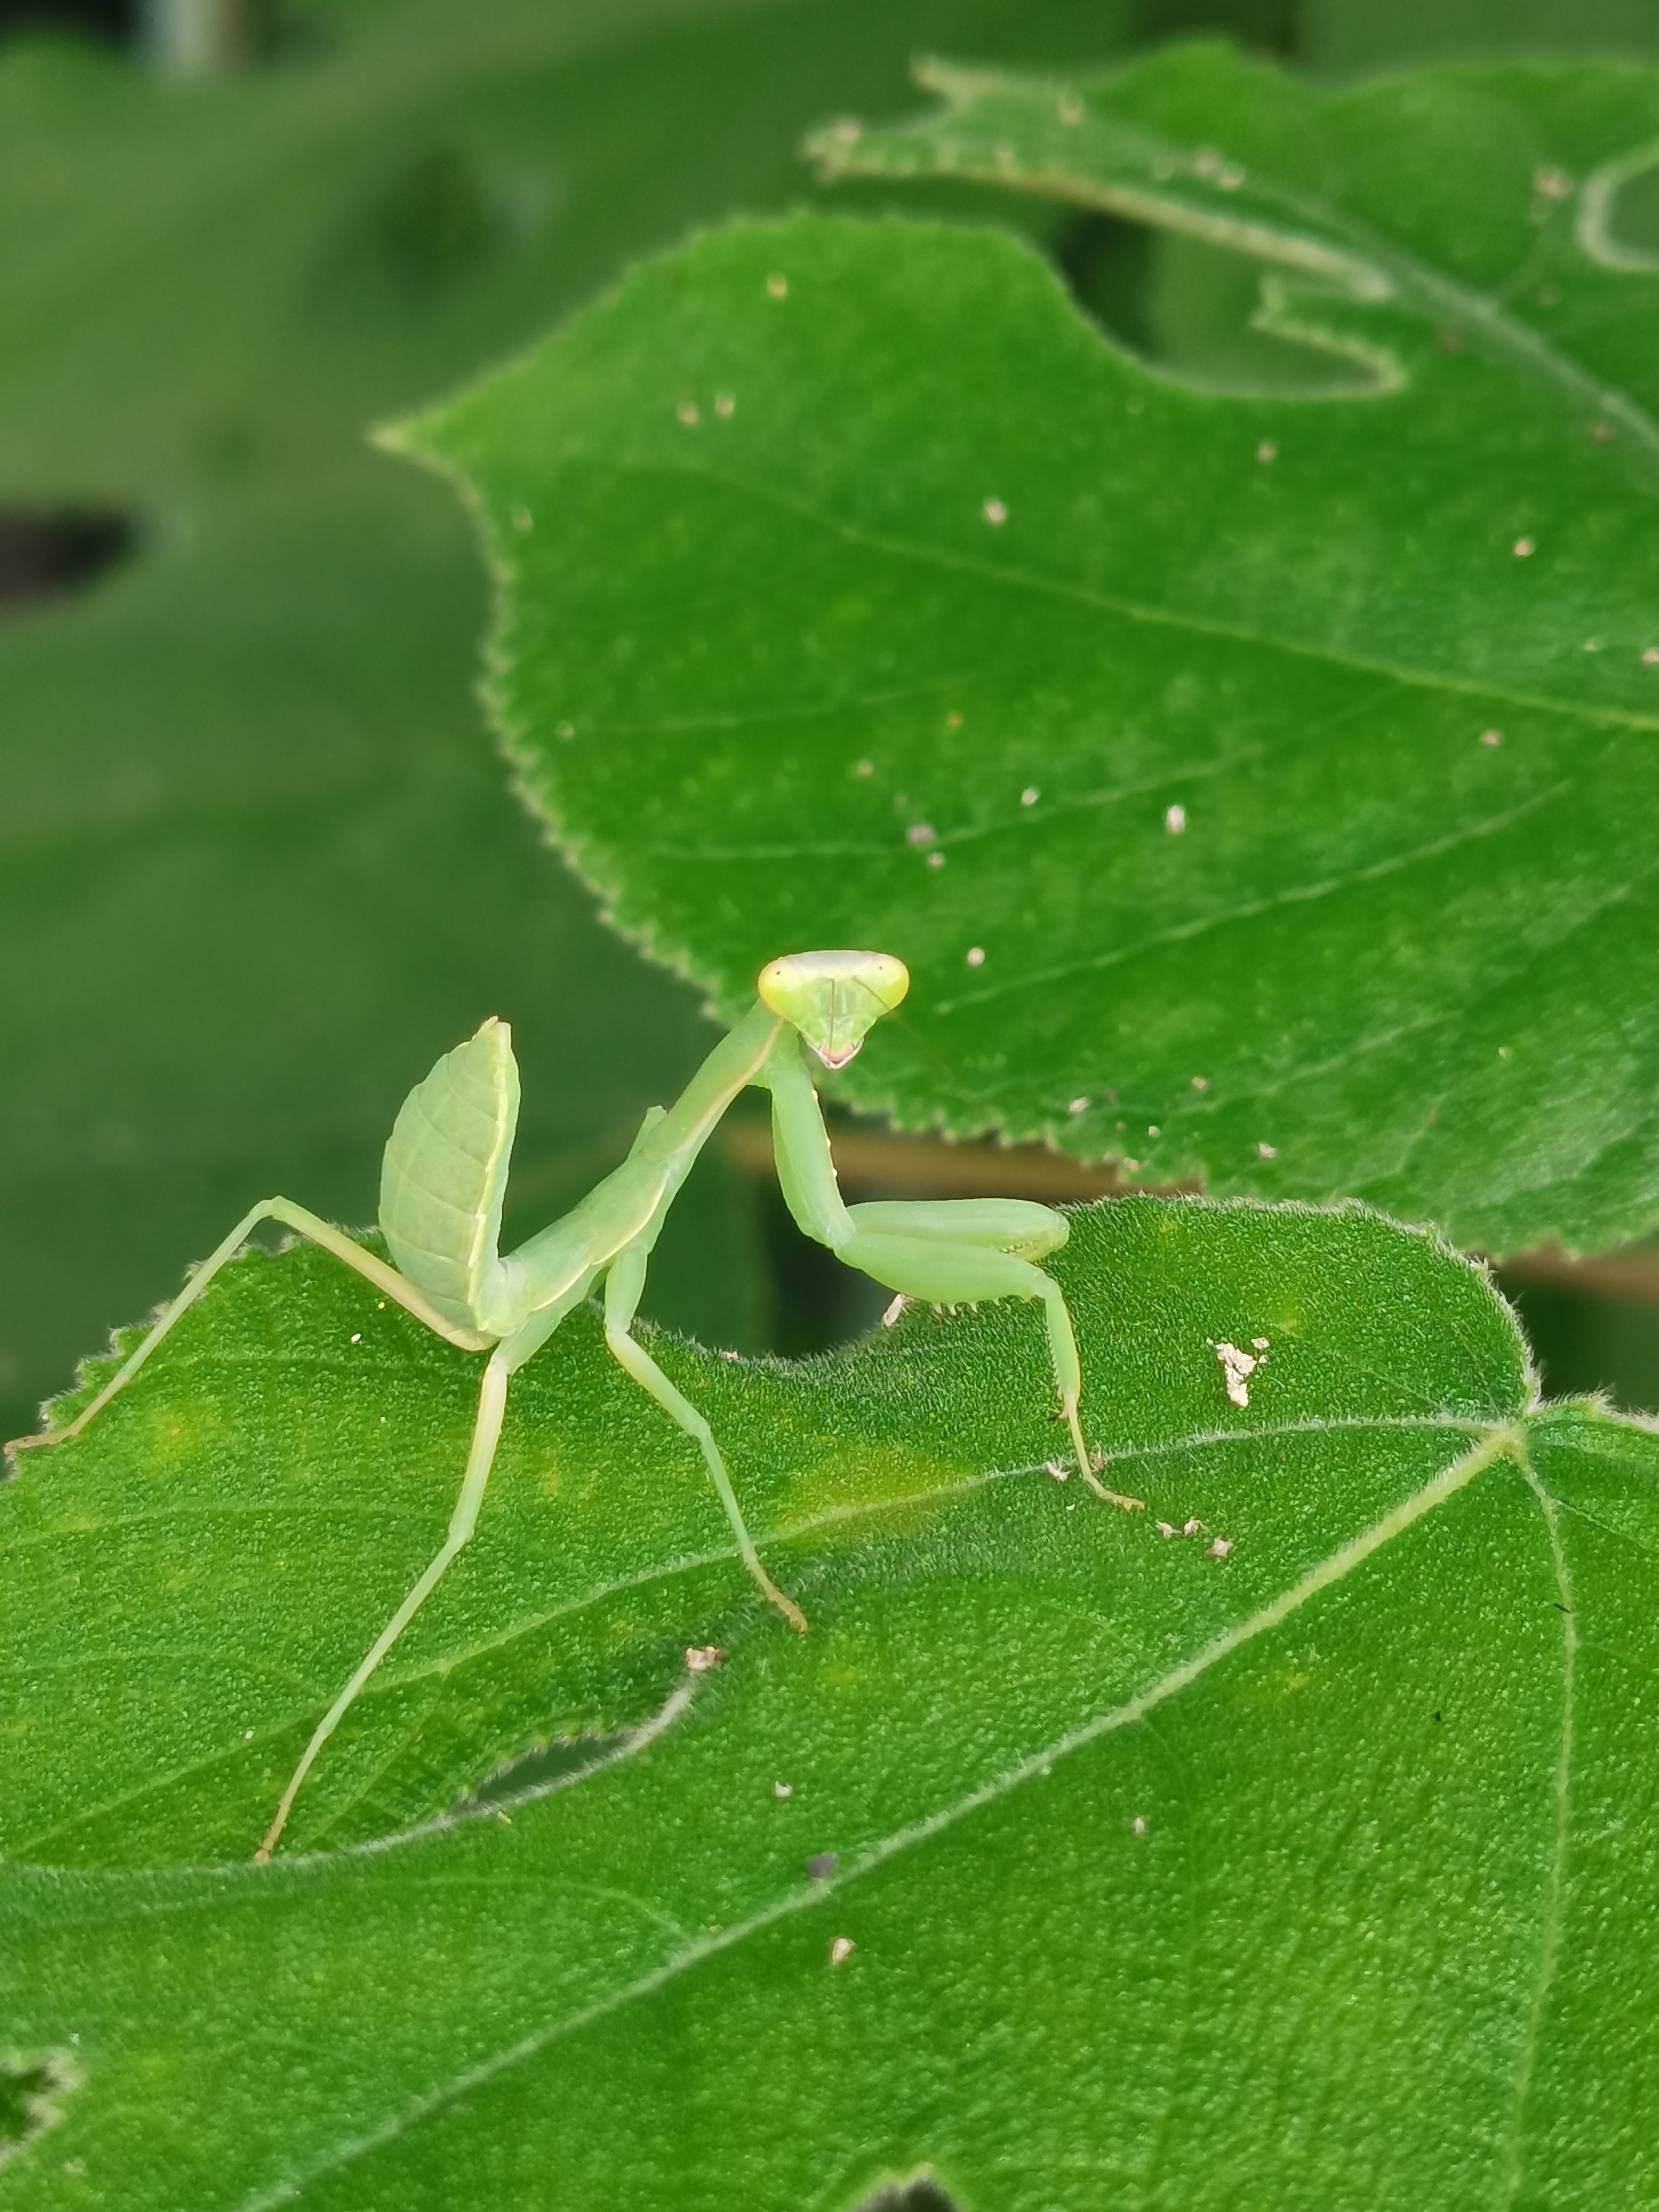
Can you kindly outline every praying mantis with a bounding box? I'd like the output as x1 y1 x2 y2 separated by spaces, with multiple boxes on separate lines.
10 950 1141 1859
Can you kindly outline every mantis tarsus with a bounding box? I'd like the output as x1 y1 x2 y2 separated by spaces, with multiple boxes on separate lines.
10 950 1142 1859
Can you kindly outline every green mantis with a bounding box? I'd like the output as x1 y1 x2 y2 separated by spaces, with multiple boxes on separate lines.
10 950 1140 1858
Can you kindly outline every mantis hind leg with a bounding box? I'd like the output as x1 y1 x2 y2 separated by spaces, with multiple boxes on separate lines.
6 1198 494 1459
255 1344 514 1861
836 1219 1144 1512
602 1243 807 1634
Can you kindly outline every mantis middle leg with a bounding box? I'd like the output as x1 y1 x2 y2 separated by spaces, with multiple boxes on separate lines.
602 1242 808 1634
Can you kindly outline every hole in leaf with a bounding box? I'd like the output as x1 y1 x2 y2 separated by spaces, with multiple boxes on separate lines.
458 1729 631 1813
1053 211 1162 356
1052 213 1383 394
1131 0 1298 51
0 506 137 614
855 2181 960 2212
0 2052 79 2168
1601 148 1659 262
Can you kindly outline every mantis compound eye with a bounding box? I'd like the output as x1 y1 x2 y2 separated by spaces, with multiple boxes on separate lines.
757 949 910 1069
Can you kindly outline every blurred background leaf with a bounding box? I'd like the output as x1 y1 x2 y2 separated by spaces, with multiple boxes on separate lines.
7 0 1659 1461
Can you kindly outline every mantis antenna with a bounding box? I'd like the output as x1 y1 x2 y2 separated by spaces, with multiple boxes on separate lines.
9 950 1138 1859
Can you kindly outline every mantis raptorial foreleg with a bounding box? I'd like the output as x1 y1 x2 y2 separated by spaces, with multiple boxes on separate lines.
831 1213 1141 1510
11 950 1130 1857
762 1035 1144 1510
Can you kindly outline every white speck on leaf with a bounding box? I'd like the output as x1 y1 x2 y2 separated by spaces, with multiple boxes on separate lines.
1214 1342 1258 1408
1147 1125 1160 1138
1251 1336 1269 1350
676 400 700 427
926 851 945 869
1644 648 1659 665
830 1937 855 1967
1514 536 1535 557
1165 803 1187 834
349 1332 361 1344
773 1780 793 1798
685 1645 725 1673
1480 728 1503 746
1046 1459 1069 1482
1258 1142 1277 1158
906 822 937 846
1068 1096 1088 1114
880 1294 906 1328
966 945 985 966
1534 165 1571 198
983 497 1008 526
1021 786 1039 806
1130 1815 1149 1837
1208 1537 1234 1560
1191 1075 1208 1090
832 119 861 143
854 759 873 776
766 273 788 298
1257 440 1277 463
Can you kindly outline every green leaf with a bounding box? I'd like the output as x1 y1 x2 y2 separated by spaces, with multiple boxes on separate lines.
404 46 1659 1258
6 1197 1659 2204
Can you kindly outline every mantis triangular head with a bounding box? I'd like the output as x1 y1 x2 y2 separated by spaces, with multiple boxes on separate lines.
757 950 910 1070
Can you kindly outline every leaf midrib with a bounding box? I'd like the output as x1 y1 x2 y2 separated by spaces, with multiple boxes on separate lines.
234 1416 1534 2212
